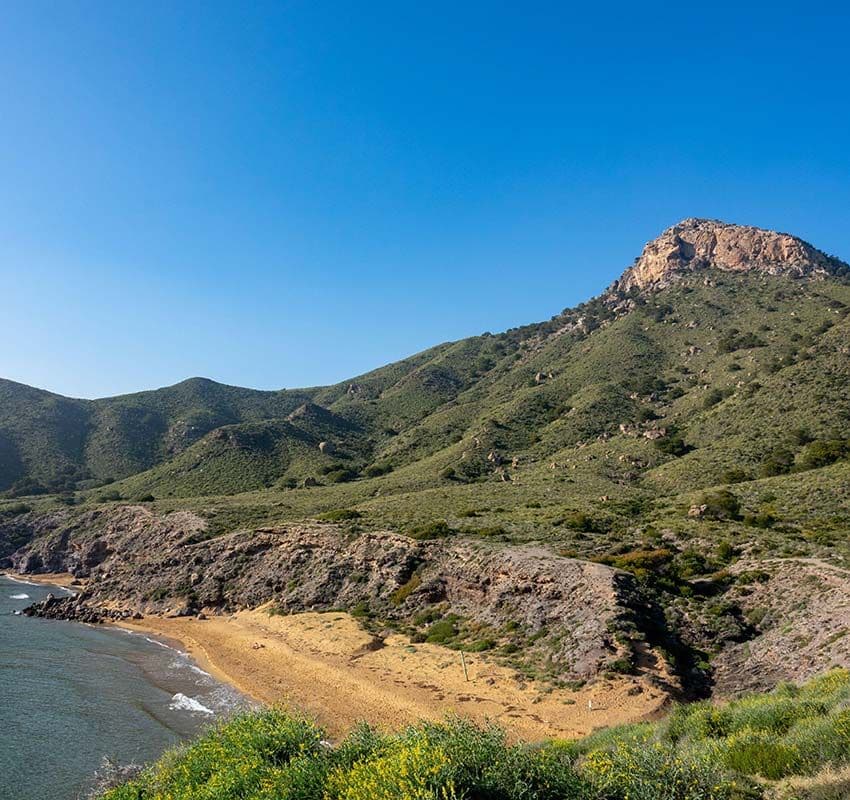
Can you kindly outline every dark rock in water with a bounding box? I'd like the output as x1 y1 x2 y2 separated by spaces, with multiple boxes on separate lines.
24 592 136 624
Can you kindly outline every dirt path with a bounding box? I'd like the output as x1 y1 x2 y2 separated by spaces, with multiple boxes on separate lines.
118 607 669 741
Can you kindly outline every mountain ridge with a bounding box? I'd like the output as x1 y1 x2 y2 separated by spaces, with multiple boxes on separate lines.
1 217 848 500
3 216 850 704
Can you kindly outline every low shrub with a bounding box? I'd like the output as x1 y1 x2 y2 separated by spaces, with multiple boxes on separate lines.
409 520 454 540
699 489 741 520
389 574 422 605
562 510 600 533
798 439 850 471
0 502 31 516
325 468 359 484
425 615 459 644
364 462 393 478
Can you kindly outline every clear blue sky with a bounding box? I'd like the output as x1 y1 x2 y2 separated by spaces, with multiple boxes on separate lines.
3 1 849 399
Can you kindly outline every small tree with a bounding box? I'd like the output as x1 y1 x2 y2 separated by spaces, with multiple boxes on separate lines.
699 489 741 520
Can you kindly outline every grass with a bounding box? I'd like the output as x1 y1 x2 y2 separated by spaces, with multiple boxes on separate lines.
99 669 850 800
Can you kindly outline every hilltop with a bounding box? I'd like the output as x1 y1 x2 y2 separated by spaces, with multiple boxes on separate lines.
613 217 848 292
3 218 850 706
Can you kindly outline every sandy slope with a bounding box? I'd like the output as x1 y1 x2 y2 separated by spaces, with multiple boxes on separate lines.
118 607 668 741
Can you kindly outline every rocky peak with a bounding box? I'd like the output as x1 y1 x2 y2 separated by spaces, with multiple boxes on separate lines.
614 218 846 292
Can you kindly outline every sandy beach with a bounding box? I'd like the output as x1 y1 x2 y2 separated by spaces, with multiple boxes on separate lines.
2 572 79 591
118 606 669 741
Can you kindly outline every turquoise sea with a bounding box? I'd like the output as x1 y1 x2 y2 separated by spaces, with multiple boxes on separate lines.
0 576 248 800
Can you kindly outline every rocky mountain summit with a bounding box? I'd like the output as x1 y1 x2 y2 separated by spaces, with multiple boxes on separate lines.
614 218 848 292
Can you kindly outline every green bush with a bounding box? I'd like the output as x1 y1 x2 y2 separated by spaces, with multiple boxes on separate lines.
325 468 359 484
718 330 766 353
744 508 777 529
425 616 459 644
760 447 795 477
699 489 741 520
601 548 674 581
100 671 850 800
580 735 734 800
704 387 731 409
716 540 737 562
562 510 599 532
389 574 422 605
655 432 692 457
438 466 457 481
364 462 393 478
409 520 454 540
723 728 800 779
721 468 752 484
798 439 850 470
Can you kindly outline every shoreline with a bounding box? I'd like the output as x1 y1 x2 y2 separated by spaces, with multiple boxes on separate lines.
112 618 261 704
6 572 671 740
114 606 670 741
2 571 78 592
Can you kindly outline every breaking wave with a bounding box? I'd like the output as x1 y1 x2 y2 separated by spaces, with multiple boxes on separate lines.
169 693 214 715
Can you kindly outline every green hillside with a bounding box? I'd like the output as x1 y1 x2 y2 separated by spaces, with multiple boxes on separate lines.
3 220 849 554
82 273 850 517
0 377 314 495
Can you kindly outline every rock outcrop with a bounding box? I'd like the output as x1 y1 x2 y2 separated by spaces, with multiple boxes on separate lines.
5 506 666 684
614 218 847 293
711 558 850 696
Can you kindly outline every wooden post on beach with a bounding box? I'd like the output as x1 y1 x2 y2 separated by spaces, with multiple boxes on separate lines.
460 650 469 681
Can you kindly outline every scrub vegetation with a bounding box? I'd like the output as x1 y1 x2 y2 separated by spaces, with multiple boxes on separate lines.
100 670 850 800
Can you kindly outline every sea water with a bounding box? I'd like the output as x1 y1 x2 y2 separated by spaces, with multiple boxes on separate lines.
0 576 249 800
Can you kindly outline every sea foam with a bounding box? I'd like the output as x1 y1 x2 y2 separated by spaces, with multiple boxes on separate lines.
9 593 30 600
169 693 214 715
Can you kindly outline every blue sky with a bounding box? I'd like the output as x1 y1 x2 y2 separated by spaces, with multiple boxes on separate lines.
2 1 849 399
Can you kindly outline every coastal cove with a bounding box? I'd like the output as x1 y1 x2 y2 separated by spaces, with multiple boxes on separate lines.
116 605 669 742
0 575 249 800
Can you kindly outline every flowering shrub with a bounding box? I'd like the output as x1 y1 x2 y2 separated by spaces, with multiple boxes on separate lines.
101 670 850 800
580 737 734 800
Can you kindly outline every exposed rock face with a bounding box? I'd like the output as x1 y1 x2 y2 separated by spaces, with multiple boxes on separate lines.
614 218 847 292
4 507 663 684
11 508 849 698
711 558 850 696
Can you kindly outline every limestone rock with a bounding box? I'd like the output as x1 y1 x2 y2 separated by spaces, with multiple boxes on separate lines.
614 218 847 293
